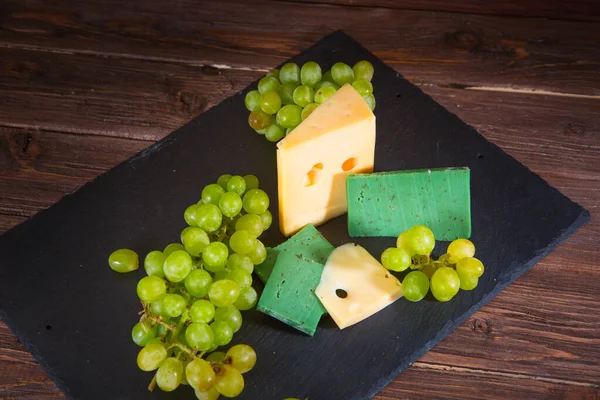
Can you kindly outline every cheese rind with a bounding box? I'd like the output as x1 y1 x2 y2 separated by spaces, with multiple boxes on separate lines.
315 243 403 329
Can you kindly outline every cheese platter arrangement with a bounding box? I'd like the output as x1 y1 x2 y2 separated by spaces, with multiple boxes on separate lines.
0 31 589 400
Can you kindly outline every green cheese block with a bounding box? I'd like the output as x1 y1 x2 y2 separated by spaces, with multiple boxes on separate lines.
347 168 471 240
256 251 327 336
254 224 335 284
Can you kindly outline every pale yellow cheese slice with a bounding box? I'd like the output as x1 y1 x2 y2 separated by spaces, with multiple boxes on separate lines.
276 84 376 237
315 243 403 329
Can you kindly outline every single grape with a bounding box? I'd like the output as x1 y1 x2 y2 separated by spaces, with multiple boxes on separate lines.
233 286 258 311
202 242 229 272
353 60 374 81
276 105 302 129
190 299 216 323
257 76 280 94
150 297 168 318
227 269 252 292
259 210 273 230
214 365 244 398
185 204 200 226
164 243 186 256
285 127 294 136
181 226 210 257
248 109 273 130
186 358 216 392
186 322 215 351
219 192 243 218
300 61 322 87
217 174 232 190
243 174 259 190
226 344 256 373
108 248 139 273
331 62 354 85
430 267 460 302
242 189 270 214
196 204 223 232
201 184 225 206
214 305 243 332
137 276 167 303
164 250 193 282
280 63 301 85
438 253 452 265
205 342 219 355
460 275 479 290
195 387 221 400
214 267 231 282
255 127 267 135
406 225 435 255
206 351 227 363
227 253 254 274
156 357 184 392
156 319 171 337
163 294 186 317
301 103 319 120
293 85 314 107
314 86 336 104
267 68 280 80
131 321 157 347
265 124 286 142
351 79 373 96
402 271 430 302
244 90 261 112
210 321 234 346
363 94 376 111
456 257 484 279
247 240 267 265
381 247 411 272
313 80 339 90
235 214 263 238
259 90 282 115
396 231 412 252
137 343 167 371
185 269 213 297
144 250 166 277
208 279 240 307
229 230 255 255
278 83 297 105
226 176 246 196
447 239 476 263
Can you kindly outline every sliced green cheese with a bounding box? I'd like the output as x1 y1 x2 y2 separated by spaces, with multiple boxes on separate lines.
256 251 327 336
346 168 471 240
254 224 335 284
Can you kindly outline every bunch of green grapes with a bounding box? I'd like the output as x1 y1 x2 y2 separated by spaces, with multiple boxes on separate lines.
379 225 485 303
109 173 270 399
244 60 376 142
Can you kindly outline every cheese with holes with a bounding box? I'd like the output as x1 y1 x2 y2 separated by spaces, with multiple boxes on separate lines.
315 243 403 329
276 84 376 236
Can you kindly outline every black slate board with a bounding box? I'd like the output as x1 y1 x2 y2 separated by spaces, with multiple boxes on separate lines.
0 31 589 400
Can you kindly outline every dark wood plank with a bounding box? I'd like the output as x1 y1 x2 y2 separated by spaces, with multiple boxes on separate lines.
1 0 600 95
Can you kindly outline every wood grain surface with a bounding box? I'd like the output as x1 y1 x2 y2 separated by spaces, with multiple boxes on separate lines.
1 0 599 398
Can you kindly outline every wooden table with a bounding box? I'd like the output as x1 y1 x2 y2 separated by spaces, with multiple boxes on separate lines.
1 1 599 398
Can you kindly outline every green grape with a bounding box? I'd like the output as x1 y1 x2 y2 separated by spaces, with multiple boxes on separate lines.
227 254 254 274
406 225 435 255
248 109 274 130
201 184 225 206
259 210 273 230
150 297 168 318
156 319 171 337
214 305 243 333
164 250 193 283
430 266 460 302
301 103 319 120
108 248 139 273
181 226 210 257
395 232 415 256
208 279 240 307
280 63 301 85
314 86 336 104
214 365 244 398
276 105 302 129
137 343 167 371
255 127 268 135
195 387 221 400
144 250 166 277
460 275 479 290
247 240 267 265
156 357 184 392
265 124 286 142
206 351 227 363
233 286 258 311
438 253 452 265
353 60 374 81
278 83 297 105
186 322 215 351
178 332 190 348
147 337 166 347
244 90 261 112
163 293 186 317
313 80 339 90
235 214 263 238
202 242 229 272
402 271 430 302
186 358 216 392
243 174 259 190
226 176 246 196
421 263 437 279
229 230 255 255
196 204 223 232
185 269 213 297
363 94 376 111
242 189 270 214
267 68 280 80
226 344 256 373
219 192 243 218
137 276 167 303
217 174 232 190
210 321 233 346
352 79 373 96
190 299 216 323
164 243 186 256
226 269 252 292
131 321 157 347
331 62 354 85
292 85 314 107
286 127 294 136
257 76 280 94
381 247 411 272
185 204 200 226
322 70 334 83
447 239 476 263
214 267 231 281
300 61 322 86
259 91 282 115
456 257 484 279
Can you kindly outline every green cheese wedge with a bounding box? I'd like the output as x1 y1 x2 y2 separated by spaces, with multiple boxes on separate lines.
347 168 471 240
256 251 327 336
254 224 335 284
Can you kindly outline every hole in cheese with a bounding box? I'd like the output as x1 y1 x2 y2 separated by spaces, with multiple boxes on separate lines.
335 289 348 299
341 157 357 171
303 163 324 187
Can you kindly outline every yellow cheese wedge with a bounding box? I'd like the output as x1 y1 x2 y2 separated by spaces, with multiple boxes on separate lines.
276 84 376 236
315 243 403 329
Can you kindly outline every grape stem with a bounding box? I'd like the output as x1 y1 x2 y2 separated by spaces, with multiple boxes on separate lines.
167 342 193 355
143 314 176 331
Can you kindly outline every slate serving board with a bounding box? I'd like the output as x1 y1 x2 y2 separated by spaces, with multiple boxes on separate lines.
0 31 589 400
